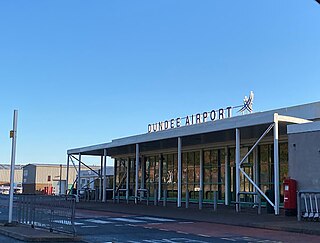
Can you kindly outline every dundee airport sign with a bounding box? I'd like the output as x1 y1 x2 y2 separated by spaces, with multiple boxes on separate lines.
148 91 254 133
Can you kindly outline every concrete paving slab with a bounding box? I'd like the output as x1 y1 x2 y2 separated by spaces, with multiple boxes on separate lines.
0 224 81 242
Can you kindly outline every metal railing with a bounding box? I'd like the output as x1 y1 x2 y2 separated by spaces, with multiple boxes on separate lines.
185 190 218 211
16 195 76 236
298 190 320 221
236 192 261 214
153 185 158 206
0 194 18 222
137 189 149 205
116 189 127 203
83 189 99 201
163 189 167 207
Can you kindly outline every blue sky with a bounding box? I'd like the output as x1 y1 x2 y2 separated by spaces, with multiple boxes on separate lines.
0 1 319 165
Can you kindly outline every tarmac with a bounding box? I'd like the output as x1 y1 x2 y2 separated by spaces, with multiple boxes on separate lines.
0 200 320 242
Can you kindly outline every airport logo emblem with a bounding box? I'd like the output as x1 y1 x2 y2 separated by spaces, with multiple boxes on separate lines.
238 91 254 113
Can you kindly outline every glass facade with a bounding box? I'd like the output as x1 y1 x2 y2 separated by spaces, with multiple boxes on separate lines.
145 155 159 197
162 154 178 200
114 142 288 205
129 158 136 197
182 152 200 200
203 149 225 202
258 143 288 203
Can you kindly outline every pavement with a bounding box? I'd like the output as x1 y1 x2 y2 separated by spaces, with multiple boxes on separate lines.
76 200 320 236
0 220 81 242
0 200 320 242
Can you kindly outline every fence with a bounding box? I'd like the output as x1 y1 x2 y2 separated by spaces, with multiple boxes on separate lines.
297 190 320 221
0 194 18 222
16 195 76 236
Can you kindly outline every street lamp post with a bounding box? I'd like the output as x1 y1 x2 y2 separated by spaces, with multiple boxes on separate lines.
59 164 62 195
8 110 18 224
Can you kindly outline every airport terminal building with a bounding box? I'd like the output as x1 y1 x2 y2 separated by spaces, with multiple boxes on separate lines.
67 98 320 215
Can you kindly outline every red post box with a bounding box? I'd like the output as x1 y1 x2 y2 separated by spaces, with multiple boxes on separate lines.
283 178 297 216
49 186 53 195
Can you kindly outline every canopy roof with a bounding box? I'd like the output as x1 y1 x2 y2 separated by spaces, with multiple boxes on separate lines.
68 102 320 157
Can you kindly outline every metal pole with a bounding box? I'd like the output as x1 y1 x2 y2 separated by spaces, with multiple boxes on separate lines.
141 156 145 199
154 185 157 206
126 157 130 203
158 155 162 201
66 155 70 195
177 137 182 208
135 144 139 204
146 189 149 206
200 149 203 198
257 193 261 215
8 110 18 224
102 149 107 202
199 149 203 210
163 189 167 207
113 159 117 203
59 164 62 195
199 190 203 210
213 191 218 211
274 114 280 215
77 153 81 199
235 128 240 212
185 190 189 209
297 191 301 221
99 156 103 201
253 148 258 204
225 147 229 205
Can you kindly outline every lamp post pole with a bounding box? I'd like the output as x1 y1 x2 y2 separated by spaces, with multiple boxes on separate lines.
8 110 18 224
59 164 62 195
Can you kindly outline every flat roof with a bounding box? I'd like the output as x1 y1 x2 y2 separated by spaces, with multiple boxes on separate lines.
0 165 23 170
288 120 320 134
68 101 320 156
23 163 102 169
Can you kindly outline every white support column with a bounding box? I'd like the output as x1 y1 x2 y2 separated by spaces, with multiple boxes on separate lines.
177 137 182 207
135 144 139 204
102 149 107 202
113 158 117 201
59 164 62 195
253 147 259 204
200 149 204 194
225 147 229 205
274 113 280 215
235 128 240 212
78 153 81 198
126 157 130 201
99 155 103 200
158 155 162 201
141 157 145 190
66 155 70 195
